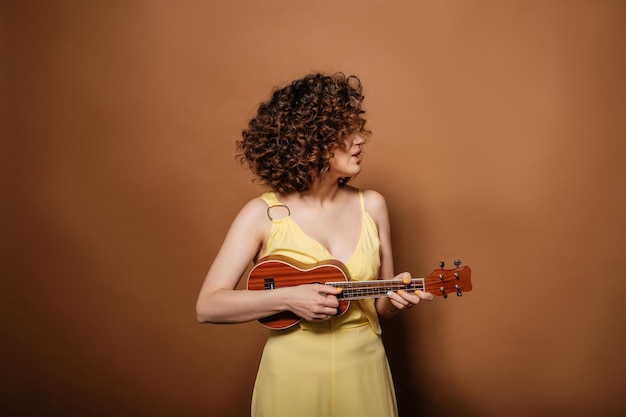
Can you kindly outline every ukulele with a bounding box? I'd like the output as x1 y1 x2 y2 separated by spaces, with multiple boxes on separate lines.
246 254 472 329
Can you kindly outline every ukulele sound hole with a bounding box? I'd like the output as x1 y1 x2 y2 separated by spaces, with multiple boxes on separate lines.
264 278 275 290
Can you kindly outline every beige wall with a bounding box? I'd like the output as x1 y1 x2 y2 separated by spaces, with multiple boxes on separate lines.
2 1 625 416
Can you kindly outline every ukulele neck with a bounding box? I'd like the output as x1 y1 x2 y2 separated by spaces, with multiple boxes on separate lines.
327 278 425 301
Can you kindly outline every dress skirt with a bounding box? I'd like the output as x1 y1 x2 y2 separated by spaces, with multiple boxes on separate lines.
251 322 398 417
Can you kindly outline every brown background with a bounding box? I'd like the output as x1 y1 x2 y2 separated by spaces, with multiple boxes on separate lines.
2 1 625 416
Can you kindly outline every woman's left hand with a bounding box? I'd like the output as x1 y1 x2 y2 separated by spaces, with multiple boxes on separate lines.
386 272 434 311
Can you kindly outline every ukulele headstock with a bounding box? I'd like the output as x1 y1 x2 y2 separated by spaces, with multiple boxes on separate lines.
424 260 472 298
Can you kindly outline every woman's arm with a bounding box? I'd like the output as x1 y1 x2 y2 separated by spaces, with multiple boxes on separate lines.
363 190 432 320
195 197 341 324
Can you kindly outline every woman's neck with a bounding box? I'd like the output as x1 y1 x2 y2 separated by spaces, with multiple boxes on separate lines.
298 178 343 207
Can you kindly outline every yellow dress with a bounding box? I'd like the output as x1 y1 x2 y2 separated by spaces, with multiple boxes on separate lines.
251 191 398 417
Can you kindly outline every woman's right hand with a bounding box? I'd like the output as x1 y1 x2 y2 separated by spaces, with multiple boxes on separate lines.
285 284 343 321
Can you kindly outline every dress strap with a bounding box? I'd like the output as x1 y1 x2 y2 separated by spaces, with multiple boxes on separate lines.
260 192 290 220
358 189 366 214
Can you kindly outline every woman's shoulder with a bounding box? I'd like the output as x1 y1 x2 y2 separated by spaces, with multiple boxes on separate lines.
349 186 386 206
339 185 384 201
234 195 273 223
360 188 389 221
339 185 388 215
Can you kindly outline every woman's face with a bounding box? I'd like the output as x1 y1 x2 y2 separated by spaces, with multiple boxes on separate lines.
328 132 366 179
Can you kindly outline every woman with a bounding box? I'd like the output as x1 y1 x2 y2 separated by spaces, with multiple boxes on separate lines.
196 72 433 417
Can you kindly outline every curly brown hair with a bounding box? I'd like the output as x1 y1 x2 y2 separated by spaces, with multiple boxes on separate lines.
237 72 370 193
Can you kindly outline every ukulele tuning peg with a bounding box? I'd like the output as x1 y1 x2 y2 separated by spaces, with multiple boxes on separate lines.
439 261 445 268
455 284 462 297
454 259 461 268
440 287 448 299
